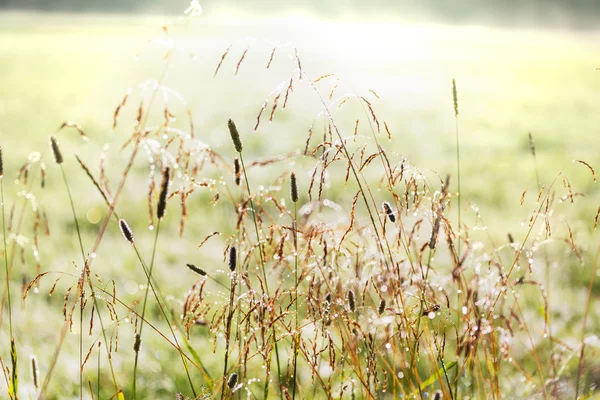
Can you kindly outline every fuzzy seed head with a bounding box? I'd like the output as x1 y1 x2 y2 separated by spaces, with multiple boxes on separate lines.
50 136 63 164
382 201 395 223
378 299 386 315
347 289 356 312
528 132 536 156
228 119 243 153
452 78 459 117
186 263 207 276
119 219 135 245
227 372 238 389
133 333 141 352
157 167 170 219
234 158 241 186
290 172 299 203
228 246 237 272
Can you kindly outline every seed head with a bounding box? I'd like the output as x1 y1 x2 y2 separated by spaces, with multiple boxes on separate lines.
382 201 395 223
50 136 63 164
234 158 241 186
228 119 243 153
227 372 238 389
290 172 299 203
378 299 386 315
228 246 237 272
0 146 4 178
452 78 459 117
428 216 441 250
31 356 39 390
119 219 135 245
433 390 442 400
157 167 170 219
133 333 141 352
186 264 207 276
528 132 536 157
347 289 356 312
325 293 331 304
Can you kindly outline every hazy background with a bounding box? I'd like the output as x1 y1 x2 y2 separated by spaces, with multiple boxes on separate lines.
1 1 600 398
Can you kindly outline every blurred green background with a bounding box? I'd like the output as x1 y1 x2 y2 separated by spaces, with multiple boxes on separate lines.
1 1 600 398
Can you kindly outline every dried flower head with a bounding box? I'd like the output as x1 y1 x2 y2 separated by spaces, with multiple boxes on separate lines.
119 219 134 245
227 372 238 389
228 246 237 272
228 119 243 153
50 136 63 164
157 167 170 219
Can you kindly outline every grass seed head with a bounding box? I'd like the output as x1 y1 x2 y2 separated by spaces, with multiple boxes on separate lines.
452 78 459 117
290 172 299 203
186 263 207 276
228 119 243 153
228 246 237 272
157 166 170 219
382 201 395 223
378 299 386 315
119 219 134 245
133 333 141 352
433 390 442 400
234 158 241 186
0 146 3 178
50 136 63 164
228 372 238 389
347 289 356 312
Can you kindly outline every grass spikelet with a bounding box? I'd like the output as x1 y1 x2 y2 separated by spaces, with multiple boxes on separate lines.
266 47 276 69
50 136 63 164
213 45 231 78
452 78 459 117
157 167 170 220
347 289 356 313
234 158 241 186
378 299 386 315
118 219 134 245
383 121 392 140
235 46 249 76
227 372 238 389
574 159 596 182
594 207 600 230
31 356 39 390
228 119 243 153
283 77 293 109
290 172 299 203
186 263 207 276
58 121 89 141
133 333 141 353
528 132 536 156
382 201 395 223
228 246 237 272
429 216 441 250
0 146 3 178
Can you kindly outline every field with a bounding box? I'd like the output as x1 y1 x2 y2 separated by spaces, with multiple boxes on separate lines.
1 9 600 399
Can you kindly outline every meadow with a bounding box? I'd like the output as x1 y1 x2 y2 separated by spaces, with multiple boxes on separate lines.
1 9 600 399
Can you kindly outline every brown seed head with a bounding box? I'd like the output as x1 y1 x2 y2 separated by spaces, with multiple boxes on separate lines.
186 263 207 276
157 167 170 219
228 246 237 272
227 372 238 389
119 219 135 245
382 201 395 223
234 158 241 186
133 333 141 352
50 136 63 164
347 289 356 312
0 146 3 178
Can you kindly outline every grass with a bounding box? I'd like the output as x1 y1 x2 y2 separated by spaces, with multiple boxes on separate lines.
1 9 600 399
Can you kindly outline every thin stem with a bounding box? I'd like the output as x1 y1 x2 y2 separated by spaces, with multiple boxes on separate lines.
454 109 462 400
292 202 299 400
221 273 236 399
132 220 161 399
1 176 16 400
